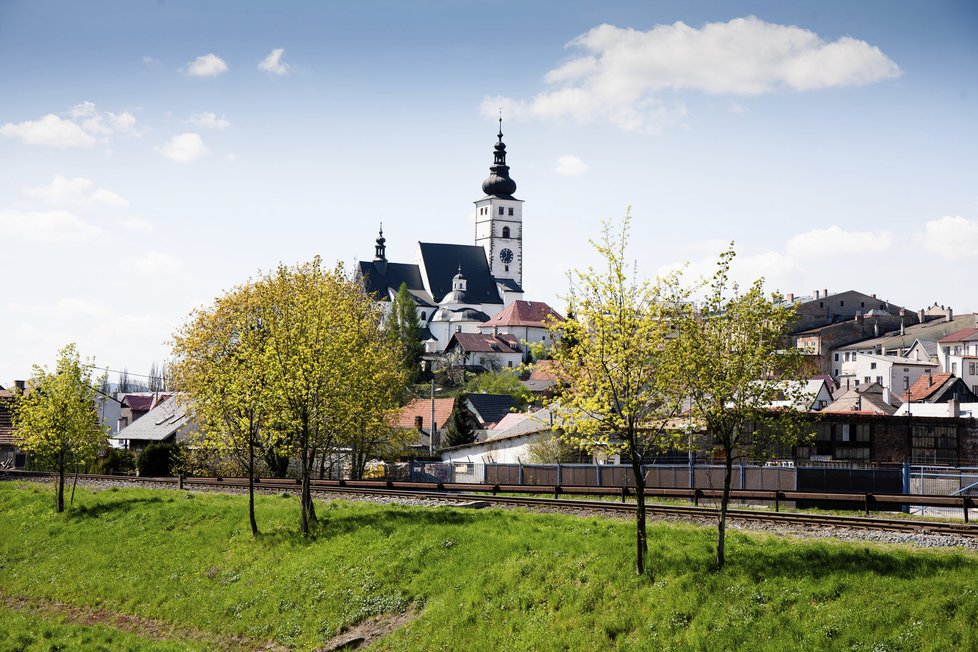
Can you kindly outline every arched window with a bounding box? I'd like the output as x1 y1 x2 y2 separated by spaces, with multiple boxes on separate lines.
502 226 510 238
420 311 427 321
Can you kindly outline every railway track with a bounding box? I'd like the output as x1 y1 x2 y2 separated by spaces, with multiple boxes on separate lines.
7 470 978 541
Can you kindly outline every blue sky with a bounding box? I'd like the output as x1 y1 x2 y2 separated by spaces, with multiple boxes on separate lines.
1 1 976 382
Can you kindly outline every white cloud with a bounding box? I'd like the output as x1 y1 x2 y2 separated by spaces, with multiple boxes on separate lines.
786 225 893 259
92 187 130 208
259 48 290 75
160 132 208 162
186 53 228 77
554 155 590 177
189 112 231 129
0 209 100 242
487 17 900 132
120 217 153 232
121 250 185 275
0 114 96 147
922 216 978 259
24 175 94 203
142 56 162 67
109 111 138 133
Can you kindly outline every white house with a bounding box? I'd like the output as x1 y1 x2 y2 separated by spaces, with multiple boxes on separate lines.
440 407 558 464
478 300 563 362
840 353 938 394
443 332 523 371
938 327 978 396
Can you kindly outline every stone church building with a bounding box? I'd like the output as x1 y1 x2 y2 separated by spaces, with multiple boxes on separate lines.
359 121 535 352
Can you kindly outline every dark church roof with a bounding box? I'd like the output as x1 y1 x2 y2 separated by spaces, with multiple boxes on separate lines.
359 261 428 302
418 243 502 305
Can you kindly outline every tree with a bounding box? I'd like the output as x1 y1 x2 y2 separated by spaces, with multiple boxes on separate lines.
171 282 279 536
463 369 532 409
387 283 424 382
117 368 132 394
676 246 806 570
147 362 168 392
442 396 478 448
13 343 109 512
258 257 407 536
542 215 691 576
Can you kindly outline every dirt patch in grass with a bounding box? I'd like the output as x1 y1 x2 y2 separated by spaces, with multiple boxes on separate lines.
319 607 418 651
0 593 287 651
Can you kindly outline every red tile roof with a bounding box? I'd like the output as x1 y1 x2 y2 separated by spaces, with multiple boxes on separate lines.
528 360 557 381
445 333 521 354
395 398 456 431
903 373 953 402
938 328 978 344
122 393 172 412
480 301 564 328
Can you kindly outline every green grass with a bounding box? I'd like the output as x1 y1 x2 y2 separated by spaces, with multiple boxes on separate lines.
2 481 977 651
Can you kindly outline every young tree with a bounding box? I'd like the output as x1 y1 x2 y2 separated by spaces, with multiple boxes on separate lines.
543 215 691 576
147 362 162 392
13 344 109 512
259 257 407 536
171 283 278 536
676 247 805 570
443 396 477 448
387 283 424 382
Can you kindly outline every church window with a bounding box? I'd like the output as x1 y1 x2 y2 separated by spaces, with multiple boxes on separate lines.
498 207 504 215
508 208 514 216
502 226 510 238
420 311 427 321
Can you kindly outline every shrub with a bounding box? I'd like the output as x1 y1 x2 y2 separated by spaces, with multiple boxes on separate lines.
137 443 182 477
91 448 136 475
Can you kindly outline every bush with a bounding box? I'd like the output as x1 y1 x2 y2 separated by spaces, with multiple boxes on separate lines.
90 448 136 475
137 443 182 477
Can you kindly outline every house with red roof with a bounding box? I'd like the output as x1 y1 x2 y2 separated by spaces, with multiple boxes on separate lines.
479 300 564 362
443 332 523 372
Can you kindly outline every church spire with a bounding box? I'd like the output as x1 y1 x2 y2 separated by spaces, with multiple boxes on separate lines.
374 223 386 261
481 116 517 199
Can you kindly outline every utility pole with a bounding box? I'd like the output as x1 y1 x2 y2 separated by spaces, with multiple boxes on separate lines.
430 377 436 456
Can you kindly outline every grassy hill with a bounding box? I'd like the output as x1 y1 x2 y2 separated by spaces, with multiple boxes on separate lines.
1 481 977 651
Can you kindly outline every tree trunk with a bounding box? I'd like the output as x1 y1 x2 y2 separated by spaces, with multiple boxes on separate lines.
56 460 65 513
70 462 80 507
717 449 734 570
248 437 259 537
299 441 311 536
629 453 648 576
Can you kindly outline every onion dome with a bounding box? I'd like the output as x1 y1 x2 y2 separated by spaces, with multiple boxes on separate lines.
481 117 518 199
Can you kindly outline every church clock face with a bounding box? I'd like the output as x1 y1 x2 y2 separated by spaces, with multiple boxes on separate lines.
499 248 514 264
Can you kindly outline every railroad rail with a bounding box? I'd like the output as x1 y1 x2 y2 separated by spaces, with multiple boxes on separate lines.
6 470 978 539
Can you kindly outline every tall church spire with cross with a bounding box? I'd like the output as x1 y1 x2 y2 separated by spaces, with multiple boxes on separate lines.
474 116 524 289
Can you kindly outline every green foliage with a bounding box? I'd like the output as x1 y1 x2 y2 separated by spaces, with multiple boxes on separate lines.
90 448 136 475
2 483 978 651
442 397 477 448
463 370 532 409
12 343 110 512
673 245 806 569
137 443 181 477
387 283 425 383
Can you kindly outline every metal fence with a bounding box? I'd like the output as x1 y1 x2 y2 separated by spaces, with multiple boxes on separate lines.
907 466 978 519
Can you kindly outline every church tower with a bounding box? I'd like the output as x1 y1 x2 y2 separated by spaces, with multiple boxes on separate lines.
474 118 523 289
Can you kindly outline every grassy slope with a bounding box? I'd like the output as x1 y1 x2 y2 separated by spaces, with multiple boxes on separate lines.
1 481 977 651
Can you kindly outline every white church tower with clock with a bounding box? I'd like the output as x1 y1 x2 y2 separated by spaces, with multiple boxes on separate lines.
474 118 523 295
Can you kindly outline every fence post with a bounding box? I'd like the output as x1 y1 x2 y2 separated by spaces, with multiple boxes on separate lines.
518 464 524 485
556 463 562 487
964 497 970 524
595 463 602 487
901 462 911 514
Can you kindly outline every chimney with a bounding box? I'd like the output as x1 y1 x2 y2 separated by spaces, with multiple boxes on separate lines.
814 290 820 299
949 397 959 418
883 387 891 405
928 374 933 387
787 293 794 302
823 288 829 298
918 308 925 323
14 380 25 391
946 307 953 323
872 293 877 299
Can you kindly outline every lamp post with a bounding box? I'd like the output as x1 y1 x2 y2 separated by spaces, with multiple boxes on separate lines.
430 377 436 456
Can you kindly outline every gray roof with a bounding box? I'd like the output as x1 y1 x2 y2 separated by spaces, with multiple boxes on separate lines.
111 395 191 443
837 314 978 352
